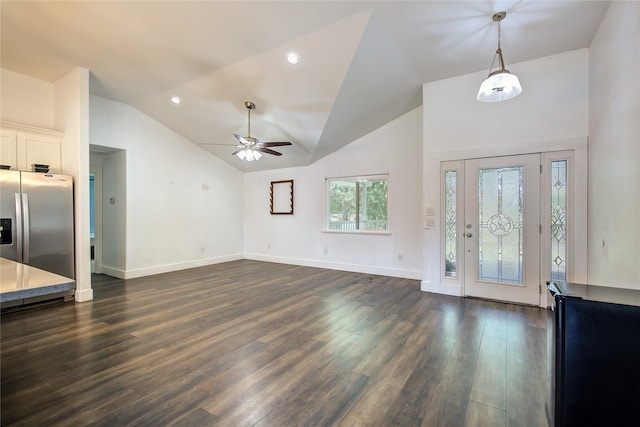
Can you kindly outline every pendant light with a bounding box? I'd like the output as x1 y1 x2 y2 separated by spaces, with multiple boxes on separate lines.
477 11 522 102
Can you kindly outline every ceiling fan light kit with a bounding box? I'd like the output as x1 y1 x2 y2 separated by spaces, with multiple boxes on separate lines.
235 148 262 161
477 11 522 103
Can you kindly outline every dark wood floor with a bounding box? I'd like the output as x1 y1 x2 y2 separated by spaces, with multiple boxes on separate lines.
1 260 549 426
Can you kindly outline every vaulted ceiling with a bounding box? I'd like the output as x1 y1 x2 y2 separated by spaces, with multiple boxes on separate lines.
1 1 609 171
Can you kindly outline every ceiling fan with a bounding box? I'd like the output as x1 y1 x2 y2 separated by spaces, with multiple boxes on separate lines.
203 101 292 162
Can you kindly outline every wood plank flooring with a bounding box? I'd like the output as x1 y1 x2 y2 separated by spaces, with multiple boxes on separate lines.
1 260 549 426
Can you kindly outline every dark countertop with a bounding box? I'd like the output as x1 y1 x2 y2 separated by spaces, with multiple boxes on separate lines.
547 280 640 307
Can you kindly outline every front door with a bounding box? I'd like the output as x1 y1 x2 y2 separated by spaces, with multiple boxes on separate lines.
463 154 541 305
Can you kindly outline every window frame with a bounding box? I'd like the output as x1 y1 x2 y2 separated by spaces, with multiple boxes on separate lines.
324 174 390 234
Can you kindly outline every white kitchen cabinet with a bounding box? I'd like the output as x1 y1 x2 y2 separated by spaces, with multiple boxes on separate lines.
0 129 17 169
0 122 63 173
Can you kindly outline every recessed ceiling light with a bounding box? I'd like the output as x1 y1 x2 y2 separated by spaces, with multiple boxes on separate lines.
287 52 298 65
170 96 181 104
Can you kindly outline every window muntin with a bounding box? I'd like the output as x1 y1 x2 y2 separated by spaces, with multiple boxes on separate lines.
326 176 388 232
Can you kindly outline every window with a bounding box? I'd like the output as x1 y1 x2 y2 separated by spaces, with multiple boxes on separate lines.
326 175 388 232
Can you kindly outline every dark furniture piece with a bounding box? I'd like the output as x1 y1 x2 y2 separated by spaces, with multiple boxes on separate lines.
547 281 640 427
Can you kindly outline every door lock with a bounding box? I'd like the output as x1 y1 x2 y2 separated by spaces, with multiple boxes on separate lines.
465 232 472 238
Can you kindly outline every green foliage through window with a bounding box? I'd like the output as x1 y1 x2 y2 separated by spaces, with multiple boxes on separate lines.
327 176 388 231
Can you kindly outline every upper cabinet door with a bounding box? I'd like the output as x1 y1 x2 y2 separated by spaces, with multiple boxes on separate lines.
17 132 62 173
1 122 63 173
0 129 18 169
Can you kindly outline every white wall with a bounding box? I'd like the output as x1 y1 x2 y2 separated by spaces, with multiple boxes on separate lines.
0 68 55 129
243 107 423 279
54 67 92 302
89 95 245 278
422 49 589 298
588 0 640 291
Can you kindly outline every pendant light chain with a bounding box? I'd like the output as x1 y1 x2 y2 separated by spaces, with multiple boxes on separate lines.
486 19 500 74
497 17 502 51
496 15 506 71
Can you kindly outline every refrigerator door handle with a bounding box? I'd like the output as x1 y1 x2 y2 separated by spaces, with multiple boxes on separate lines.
14 193 23 263
22 193 30 264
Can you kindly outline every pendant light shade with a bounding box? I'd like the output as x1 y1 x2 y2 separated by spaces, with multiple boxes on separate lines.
477 12 522 103
477 66 522 102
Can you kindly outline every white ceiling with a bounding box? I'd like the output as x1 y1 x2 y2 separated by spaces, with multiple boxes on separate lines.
1 1 609 171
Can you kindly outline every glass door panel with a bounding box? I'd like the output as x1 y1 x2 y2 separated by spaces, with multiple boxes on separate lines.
478 166 524 284
444 170 458 277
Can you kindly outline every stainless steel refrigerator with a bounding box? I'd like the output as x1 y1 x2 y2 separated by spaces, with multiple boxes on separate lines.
0 170 75 279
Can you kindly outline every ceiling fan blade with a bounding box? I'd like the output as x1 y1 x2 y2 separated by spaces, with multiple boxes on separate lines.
231 148 245 156
255 147 283 156
258 141 292 147
233 133 249 145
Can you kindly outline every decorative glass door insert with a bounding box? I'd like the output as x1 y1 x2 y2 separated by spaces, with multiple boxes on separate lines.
551 160 567 281
444 170 458 277
477 166 524 284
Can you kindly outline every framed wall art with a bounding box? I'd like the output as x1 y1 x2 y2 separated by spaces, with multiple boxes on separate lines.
270 179 294 215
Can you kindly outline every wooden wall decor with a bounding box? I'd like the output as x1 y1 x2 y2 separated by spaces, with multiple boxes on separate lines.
270 179 294 215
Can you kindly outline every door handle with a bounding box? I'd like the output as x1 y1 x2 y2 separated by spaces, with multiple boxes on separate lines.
15 193 23 262
22 193 30 263
465 232 472 238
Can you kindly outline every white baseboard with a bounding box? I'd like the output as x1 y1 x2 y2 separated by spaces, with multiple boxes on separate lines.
100 265 126 279
97 254 422 283
122 254 244 279
420 280 463 297
74 287 94 302
244 253 422 280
